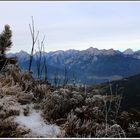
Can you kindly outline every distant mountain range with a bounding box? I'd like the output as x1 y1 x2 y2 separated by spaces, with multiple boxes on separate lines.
7 47 140 85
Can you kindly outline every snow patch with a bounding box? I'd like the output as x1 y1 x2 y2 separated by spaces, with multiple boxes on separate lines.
15 109 61 138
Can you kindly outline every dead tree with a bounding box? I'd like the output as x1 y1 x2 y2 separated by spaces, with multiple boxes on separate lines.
41 40 48 82
35 36 48 82
54 70 60 87
36 37 44 79
28 16 39 72
72 70 77 87
63 64 68 87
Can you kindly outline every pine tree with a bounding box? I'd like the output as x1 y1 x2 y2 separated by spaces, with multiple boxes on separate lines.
0 25 12 56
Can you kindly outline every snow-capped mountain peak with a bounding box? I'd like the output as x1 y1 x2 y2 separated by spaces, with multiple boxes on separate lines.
101 48 121 56
123 48 134 55
85 47 101 55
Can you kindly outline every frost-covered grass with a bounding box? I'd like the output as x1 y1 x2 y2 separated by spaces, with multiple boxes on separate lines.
0 65 61 138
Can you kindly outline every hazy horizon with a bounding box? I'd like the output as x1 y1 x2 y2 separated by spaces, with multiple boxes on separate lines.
1 1 140 53
7 46 138 54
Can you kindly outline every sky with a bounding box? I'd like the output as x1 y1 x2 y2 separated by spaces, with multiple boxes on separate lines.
0 1 140 53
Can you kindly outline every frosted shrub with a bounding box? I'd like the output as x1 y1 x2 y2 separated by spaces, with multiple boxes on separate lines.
41 89 85 122
34 84 50 100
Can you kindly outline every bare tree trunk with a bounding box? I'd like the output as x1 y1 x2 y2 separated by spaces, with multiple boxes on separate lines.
36 36 46 80
72 70 77 87
41 40 48 82
63 64 68 87
54 70 59 87
28 16 39 72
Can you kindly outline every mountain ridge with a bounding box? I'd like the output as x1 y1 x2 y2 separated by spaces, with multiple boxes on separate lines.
7 47 140 56
7 47 140 85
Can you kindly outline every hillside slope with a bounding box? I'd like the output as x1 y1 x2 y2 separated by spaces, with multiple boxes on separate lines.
93 73 140 110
